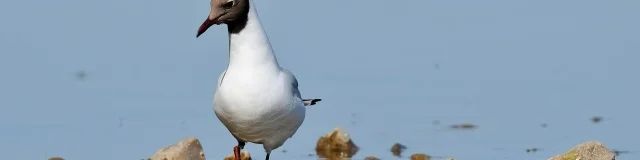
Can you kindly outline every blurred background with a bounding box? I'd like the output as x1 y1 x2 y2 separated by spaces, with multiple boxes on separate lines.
1 0 638 159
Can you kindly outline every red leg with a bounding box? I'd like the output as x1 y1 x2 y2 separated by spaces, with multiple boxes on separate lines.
234 146 241 160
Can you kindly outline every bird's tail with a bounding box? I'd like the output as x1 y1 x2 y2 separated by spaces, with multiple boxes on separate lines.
303 99 322 106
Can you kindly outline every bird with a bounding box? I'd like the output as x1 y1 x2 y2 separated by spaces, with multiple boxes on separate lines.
196 0 322 160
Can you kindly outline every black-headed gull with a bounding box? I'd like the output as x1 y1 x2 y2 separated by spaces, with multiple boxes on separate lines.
196 0 321 160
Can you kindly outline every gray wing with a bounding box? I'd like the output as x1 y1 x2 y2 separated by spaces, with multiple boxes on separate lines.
217 69 227 87
282 69 321 106
282 69 302 98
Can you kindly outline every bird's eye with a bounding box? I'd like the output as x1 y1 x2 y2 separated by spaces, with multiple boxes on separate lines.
222 1 234 9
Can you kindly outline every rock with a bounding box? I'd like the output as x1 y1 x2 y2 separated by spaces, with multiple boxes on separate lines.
223 150 251 160
364 156 380 160
149 137 206 160
548 141 615 160
390 143 407 157
48 157 65 160
445 158 456 160
410 153 431 160
315 127 359 159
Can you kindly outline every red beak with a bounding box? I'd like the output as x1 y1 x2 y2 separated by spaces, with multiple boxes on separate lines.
197 16 217 38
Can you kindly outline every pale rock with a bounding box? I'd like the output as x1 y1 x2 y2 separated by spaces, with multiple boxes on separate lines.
315 127 359 159
548 141 615 160
149 137 206 160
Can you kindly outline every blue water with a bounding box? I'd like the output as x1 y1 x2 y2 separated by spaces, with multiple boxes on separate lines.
1 0 638 159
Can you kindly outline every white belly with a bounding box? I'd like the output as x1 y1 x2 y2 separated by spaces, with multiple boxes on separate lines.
212 69 306 150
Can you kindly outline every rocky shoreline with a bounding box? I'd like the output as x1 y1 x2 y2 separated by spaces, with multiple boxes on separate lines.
48 127 617 160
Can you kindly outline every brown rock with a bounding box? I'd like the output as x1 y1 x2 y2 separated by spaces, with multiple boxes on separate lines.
223 150 251 160
548 141 615 160
410 153 431 160
390 143 407 157
48 157 65 160
315 127 359 160
149 137 206 160
364 156 380 160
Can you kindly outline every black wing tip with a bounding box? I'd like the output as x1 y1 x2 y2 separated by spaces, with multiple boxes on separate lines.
304 99 322 105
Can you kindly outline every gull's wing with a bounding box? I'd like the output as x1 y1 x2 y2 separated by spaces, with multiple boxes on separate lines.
282 69 321 107
217 69 227 87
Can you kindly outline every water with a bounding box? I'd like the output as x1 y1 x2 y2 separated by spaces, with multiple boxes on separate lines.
1 0 639 159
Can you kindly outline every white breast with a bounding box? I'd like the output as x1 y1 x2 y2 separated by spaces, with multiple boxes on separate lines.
213 68 306 151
